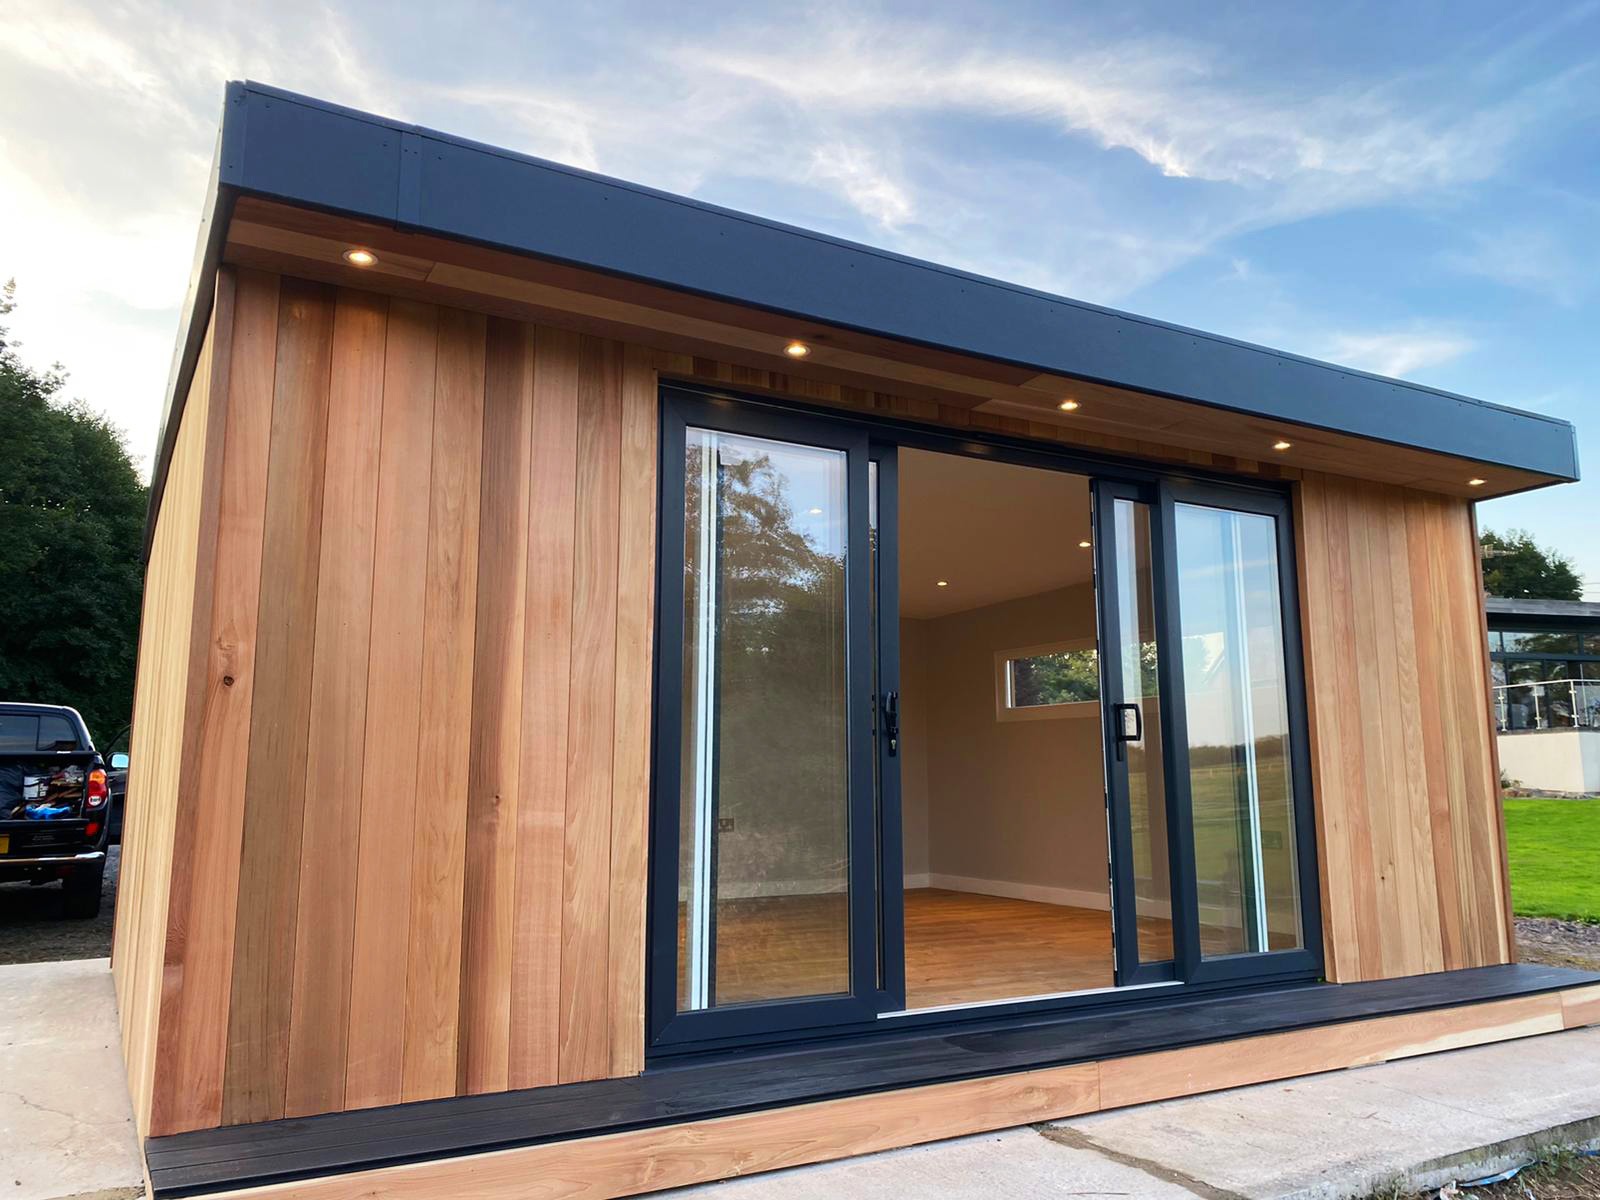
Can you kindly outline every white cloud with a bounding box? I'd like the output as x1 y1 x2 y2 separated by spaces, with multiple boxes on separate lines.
1440 226 1588 305
806 143 913 228
1319 330 1476 378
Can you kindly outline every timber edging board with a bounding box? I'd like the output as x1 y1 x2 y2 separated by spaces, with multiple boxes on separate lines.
146 964 1600 1198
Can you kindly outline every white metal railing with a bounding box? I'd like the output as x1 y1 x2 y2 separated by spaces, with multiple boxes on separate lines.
1494 678 1600 732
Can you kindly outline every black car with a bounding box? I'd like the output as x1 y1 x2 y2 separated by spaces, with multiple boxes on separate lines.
0 703 113 918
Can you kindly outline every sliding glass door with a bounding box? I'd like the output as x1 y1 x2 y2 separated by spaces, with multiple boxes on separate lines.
650 393 880 1046
1094 481 1180 985
1160 482 1321 985
650 387 1321 1053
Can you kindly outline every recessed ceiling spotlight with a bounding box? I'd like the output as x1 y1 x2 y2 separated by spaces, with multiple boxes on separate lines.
1078 540 1092 548
784 340 811 358
1468 477 1486 487
1272 439 1292 451
936 580 949 588
342 247 378 267
1058 398 1080 412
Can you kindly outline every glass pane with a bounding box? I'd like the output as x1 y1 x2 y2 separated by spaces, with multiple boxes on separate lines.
678 427 852 1011
1112 499 1173 964
1503 630 1580 655
0 714 39 752
1174 503 1302 956
1009 648 1099 707
37 714 77 750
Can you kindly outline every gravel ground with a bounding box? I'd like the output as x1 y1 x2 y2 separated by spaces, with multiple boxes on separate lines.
0 844 119 964
1375 1153 1600 1198
1515 915 1600 972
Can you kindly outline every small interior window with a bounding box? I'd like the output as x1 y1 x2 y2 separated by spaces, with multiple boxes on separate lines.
995 641 1101 722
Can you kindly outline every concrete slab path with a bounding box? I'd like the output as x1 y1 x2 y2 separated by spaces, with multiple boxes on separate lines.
1 957 143 1200
664 1025 1600 1200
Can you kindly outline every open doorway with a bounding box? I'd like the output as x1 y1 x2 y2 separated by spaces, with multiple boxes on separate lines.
896 448 1119 1010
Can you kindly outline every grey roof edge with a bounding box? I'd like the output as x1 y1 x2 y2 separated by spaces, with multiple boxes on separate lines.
145 80 1581 551
1485 597 1600 623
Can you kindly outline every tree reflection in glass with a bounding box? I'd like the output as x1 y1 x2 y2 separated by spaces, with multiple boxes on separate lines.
678 429 851 1010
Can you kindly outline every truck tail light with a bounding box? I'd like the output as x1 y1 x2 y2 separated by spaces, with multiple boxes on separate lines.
87 769 108 809
85 821 101 839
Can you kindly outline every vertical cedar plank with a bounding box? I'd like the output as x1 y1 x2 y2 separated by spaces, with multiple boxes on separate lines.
510 326 581 1089
1427 497 1480 963
342 299 437 1110
559 336 623 1083
232 280 340 1120
1446 500 1507 963
1294 475 1357 982
218 277 335 1125
459 317 534 1095
1471 502 1518 962
1369 489 1433 979
118 277 229 1130
1406 497 1465 970
276 290 388 1117
1389 493 1441 974
1329 482 1381 980
1355 486 1407 976
156 270 276 1134
607 345 658 1077
402 307 487 1101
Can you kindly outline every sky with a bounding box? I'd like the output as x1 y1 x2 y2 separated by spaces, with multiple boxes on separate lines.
1 0 1595 594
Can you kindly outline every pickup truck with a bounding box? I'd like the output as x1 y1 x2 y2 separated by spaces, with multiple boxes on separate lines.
0 703 112 918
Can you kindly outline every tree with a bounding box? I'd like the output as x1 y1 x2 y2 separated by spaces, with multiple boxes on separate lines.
1481 528 1582 602
0 280 148 743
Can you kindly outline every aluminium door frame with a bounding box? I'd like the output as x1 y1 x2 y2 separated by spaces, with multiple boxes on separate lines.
1092 477 1188 987
648 388 881 1049
1159 478 1324 987
646 380 1324 1058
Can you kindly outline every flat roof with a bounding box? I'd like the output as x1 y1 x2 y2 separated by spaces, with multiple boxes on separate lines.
1486 597 1600 627
150 81 1581 539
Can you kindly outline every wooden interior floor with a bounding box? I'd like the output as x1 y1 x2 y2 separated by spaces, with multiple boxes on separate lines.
904 888 1115 1008
680 888 1165 1010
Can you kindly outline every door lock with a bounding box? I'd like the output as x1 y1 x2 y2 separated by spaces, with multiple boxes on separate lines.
881 691 899 757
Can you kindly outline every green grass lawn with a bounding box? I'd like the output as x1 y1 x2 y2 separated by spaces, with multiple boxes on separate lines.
1504 797 1600 922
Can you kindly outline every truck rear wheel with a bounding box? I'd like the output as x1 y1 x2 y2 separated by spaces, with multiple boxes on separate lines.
63 861 104 919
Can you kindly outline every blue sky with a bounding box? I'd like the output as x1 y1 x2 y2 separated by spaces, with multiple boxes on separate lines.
2 0 1595 593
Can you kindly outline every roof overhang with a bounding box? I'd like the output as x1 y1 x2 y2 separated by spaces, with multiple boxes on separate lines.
149 81 1581 546
1485 597 1600 630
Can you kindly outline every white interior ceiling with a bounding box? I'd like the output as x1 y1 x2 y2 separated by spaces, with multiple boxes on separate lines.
897 448 1095 619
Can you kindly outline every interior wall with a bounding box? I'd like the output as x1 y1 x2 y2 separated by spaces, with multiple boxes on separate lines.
132 268 657 1135
906 583 1109 903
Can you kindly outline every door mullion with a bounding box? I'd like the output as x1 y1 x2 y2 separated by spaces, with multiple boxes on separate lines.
845 441 880 1011
1093 481 1141 985
872 446 906 1013
1152 480 1201 979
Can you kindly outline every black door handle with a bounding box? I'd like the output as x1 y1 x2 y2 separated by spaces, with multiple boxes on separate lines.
1112 702 1142 760
881 691 899 757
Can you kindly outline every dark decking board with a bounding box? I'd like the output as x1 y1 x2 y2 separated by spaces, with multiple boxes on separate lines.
145 963 1596 1197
